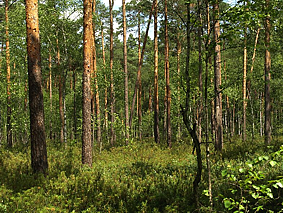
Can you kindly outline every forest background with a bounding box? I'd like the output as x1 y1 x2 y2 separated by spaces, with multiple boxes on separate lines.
0 0 283 212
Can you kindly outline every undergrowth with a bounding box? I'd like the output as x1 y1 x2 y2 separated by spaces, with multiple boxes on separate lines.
0 137 282 212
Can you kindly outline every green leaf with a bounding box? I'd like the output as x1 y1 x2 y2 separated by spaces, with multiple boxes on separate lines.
224 199 232 209
239 168 245 173
276 182 283 188
267 192 274 199
269 160 277 167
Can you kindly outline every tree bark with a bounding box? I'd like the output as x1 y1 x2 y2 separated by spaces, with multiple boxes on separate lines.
264 0 271 144
213 0 223 151
92 0 102 149
109 0 116 146
123 0 129 144
164 0 171 148
197 0 203 144
25 0 48 173
5 0 12 148
82 0 93 167
154 0 159 144
242 1 247 142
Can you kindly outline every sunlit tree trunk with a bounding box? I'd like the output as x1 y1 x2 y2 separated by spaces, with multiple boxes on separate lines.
92 0 102 149
264 0 271 144
164 0 171 148
176 34 181 141
101 23 108 136
154 0 159 144
205 0 213 206
242 0 247 142
109 0 116 146
48 46 53 140
5 0 12 147
129 1 155 135
197 0 203 144
123 0 129 144
213 0 223 151
82 0 93 167
25 0 48 173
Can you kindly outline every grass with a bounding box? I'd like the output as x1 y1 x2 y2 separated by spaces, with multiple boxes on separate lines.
0 137 282 212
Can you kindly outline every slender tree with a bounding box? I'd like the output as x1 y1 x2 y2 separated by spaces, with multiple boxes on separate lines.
48 46 53 140
25 0 48 173
164 0 171 148
213 0 223 151
82 0 93 166
264 0 271 144
197 0 203 143
92 0 102 149
5 0 12 147
122 0 129 144
154 0 159 144
242 0 247 142
109 0 116 146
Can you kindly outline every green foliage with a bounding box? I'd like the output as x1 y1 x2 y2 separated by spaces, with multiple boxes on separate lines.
1 138 283 212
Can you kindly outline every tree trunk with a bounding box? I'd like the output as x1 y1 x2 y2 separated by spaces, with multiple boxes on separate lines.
197 0 203 144
164 0 171 148
109 0 116 146
82 0 93 167
92 0 102 149
73 68 77 140
5 0 12 148
243 1 247 142
264 0 271 145
48 47 53 140
123 0 129 144
154 0 159 144
205 0 213 206
176 34 181 141
101 23 108 136
213 0 223 151
129 1 155 133
25 0 48 173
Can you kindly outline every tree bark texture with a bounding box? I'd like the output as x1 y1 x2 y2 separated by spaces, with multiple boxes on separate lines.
123 0 130 144
25 0 48 173
82 0 93 167
5 0 12 147
109 0 116 146
164 0 171 148
213 0 223 151
264 0 271 145
154 0 159 144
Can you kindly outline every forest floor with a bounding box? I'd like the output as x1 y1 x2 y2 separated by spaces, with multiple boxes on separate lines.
0 137 282 212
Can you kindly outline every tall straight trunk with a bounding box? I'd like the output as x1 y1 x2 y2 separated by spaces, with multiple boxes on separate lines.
56 37 65 144
154 0 159 144
123 0 129 144
5 0 12 147
129 1 155 131
82 0 93 167
242 1 247 142
101 23 108 134
73 68 77 140
205 0 213 206
213 0 223 151
164 0 171 148
109 0 116 146
92 0 102 149
197 0 203 143
177 34 181 141
264 0 271 145
25 0 48 173
48 47 53 140
137 11 142 140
